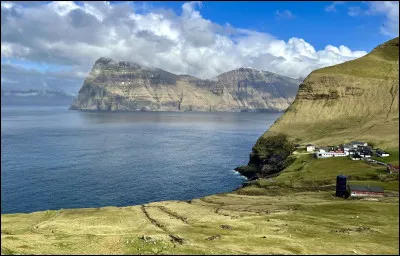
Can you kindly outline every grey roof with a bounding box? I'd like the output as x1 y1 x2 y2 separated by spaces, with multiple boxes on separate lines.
348 184 384 193
351 141 366 145
306 144 314 147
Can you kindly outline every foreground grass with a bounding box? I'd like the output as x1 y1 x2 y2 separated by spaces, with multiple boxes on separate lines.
1 190 398 255
2 150 399 255
2 155 399 255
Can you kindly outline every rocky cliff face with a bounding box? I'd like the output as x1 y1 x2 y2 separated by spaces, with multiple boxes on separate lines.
237 37 399 179
70 58 300 112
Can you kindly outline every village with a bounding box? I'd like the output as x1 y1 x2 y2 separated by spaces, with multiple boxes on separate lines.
295 141 399 199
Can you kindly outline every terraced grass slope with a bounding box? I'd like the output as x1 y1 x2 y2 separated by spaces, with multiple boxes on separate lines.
1 193 398 254
2 155 398 255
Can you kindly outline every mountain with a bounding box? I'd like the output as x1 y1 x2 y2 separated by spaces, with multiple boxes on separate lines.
1 89 75 106
70 58 300 112
237 37 399 179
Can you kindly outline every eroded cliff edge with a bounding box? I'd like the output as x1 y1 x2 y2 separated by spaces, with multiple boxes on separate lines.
237 37 399 179
70 58 300 112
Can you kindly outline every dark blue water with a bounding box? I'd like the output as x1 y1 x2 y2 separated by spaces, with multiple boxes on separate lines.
1 106 281 214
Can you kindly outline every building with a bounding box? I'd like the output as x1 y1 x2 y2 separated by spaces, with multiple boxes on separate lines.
341 144 351 151
336 175 347 197
315 151 349 158
358 147 372 158
348 184 384 197
350 154 362 160
350 141 368 148
387 164 399 174
376 149 390 157
318 147 329 153
306 144 315 152
348 149 356 155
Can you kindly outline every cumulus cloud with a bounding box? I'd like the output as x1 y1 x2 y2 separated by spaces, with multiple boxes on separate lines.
347 6 362 17
324 1 345 12
275 10 295 20
1 1 367 93
327 1 399 37
366 1 399 37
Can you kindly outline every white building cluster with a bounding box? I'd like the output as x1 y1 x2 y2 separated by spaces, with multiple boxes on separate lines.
305 141 390 160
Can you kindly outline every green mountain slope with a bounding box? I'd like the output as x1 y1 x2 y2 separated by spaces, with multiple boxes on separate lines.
269 37 399 148
237 37 399 179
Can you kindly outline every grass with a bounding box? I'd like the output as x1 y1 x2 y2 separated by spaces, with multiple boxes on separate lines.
2 191 397 255
2 150 399 255
254 153 399 192
261 37 399 150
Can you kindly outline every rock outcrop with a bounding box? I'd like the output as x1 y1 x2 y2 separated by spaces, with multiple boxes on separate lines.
237 37 399 179
70 58 300 112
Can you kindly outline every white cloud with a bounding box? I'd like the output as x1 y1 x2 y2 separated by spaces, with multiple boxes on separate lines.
366 1 399 37
275 10 295 20
1 1 367 93
347 6 361 17
332 1 399 37
324 1 345 12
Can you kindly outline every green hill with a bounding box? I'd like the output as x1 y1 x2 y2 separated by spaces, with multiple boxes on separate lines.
269 37 399 148
237 37 399 179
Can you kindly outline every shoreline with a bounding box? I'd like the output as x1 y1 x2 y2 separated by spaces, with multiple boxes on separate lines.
1 170 251 216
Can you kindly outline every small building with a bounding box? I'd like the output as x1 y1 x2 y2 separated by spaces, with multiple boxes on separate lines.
376 149 390 157
350 154 362 160
348 184 384 197
336 174 348 198
359 150 372 158
387 164 399 174
342 144 351 151
306 144 315 152
348 149 356 155
318 147 330 153
350 141 368 148
315 151 349 158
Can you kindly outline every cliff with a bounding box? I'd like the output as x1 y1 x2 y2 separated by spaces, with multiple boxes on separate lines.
237 37 399 179
70 58 300 112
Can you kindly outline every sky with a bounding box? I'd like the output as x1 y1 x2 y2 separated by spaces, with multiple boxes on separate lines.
1 1 399 95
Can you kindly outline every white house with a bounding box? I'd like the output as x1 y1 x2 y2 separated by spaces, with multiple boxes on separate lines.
315 151 349 159
376 149 389 157
342 144 351 151
306 144 315 152
350 141 368 148
318 147 330 153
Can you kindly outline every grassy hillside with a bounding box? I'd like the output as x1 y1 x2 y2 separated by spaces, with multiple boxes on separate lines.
265 37 399 149
235 37 399 179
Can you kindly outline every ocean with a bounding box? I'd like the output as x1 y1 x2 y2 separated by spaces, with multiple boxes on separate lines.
1 106 281 214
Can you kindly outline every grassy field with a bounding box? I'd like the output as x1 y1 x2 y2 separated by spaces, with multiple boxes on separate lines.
2 152 399 255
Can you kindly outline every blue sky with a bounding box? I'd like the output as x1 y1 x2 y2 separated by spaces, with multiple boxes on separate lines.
133 1 394 52
1 1 398 94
